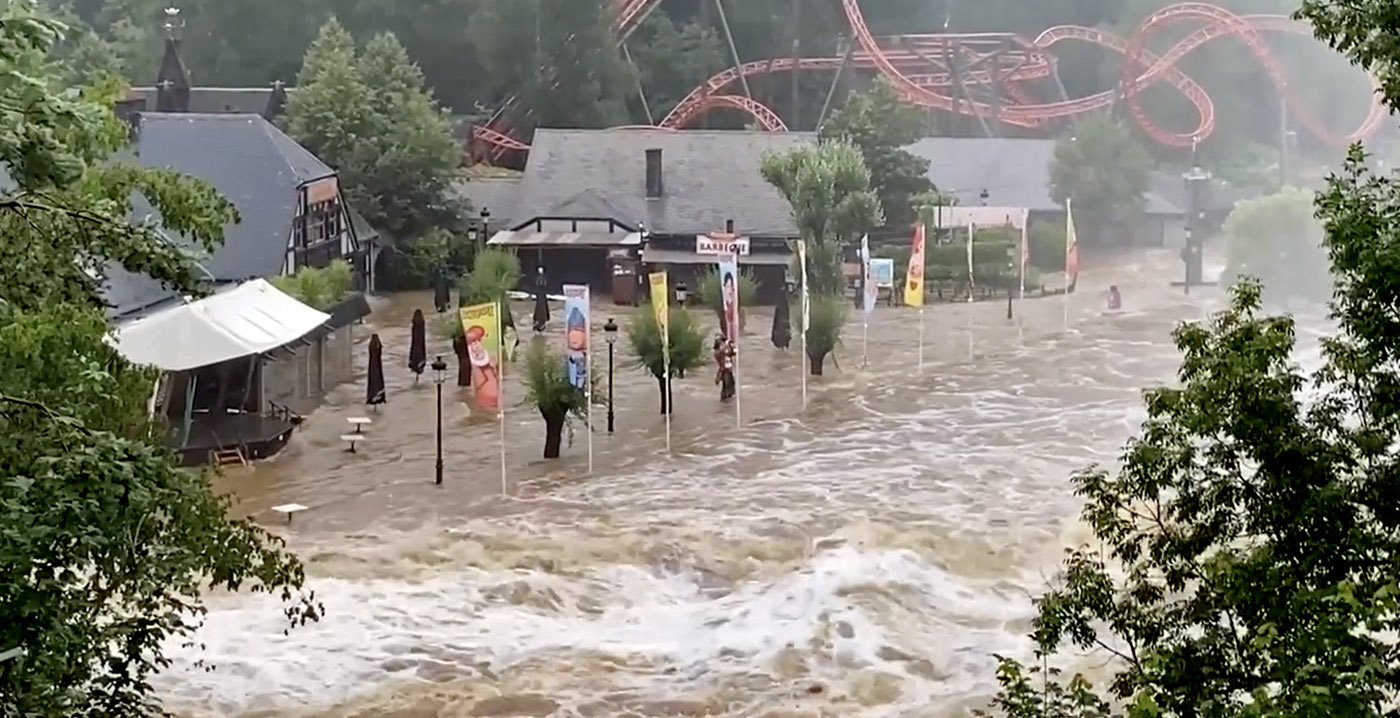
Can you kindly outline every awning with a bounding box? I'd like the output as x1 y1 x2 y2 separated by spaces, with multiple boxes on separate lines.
111 279 331 371
488 230 642 247
642 248 792 266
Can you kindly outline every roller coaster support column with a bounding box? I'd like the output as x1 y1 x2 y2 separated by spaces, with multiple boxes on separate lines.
1181 161 1210 295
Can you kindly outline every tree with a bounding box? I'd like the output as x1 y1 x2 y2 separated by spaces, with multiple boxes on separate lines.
444 248 520 384
1047 113 1151 245
270 259 355 309
470 0 629 133
761 140 881 297
627 12 726 119
519 341 590 459
628 306 706 414
0 6 315 714
696 266 759 330
285 20 465 244
805 295 847 375
820 77 933 228
1220 187 1330 306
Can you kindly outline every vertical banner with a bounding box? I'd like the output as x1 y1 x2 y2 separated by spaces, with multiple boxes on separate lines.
906 223 927 373
648 272 672 451
861 234 875 369
798 240 810 408
563 284 593 472
716 254 741 427
459 303 502 412
1065 198 1081 330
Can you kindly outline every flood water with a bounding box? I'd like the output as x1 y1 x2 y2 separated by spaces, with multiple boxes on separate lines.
160 250 1232 717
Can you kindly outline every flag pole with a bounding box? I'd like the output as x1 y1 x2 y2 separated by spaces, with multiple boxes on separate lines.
799 241 808 408
663 323 672 451
1018 210 1027 342
1063 199 1072 332
497 301 507 495
732 253 742 429
967 223 975 360
586 311 594 474
917 307 924 373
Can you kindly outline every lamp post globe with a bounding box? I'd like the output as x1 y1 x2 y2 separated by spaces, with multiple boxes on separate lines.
603 318 618 433
431 355 447 485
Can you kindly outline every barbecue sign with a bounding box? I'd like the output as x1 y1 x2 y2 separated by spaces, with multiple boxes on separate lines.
696 233 750 256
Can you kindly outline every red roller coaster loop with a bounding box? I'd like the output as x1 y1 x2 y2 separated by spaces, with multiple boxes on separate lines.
473 1 1382 154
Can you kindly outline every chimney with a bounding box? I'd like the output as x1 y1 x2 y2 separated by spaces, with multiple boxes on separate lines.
725 219 734 234
645 148 663 199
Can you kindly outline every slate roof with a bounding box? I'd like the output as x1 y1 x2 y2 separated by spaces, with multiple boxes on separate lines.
128 86 295 116
509 129 817 236
106 112 334 318
902 137 1182 215
453 177 523 229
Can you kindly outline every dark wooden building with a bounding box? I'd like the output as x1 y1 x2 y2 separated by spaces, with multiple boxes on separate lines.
466 128 813 304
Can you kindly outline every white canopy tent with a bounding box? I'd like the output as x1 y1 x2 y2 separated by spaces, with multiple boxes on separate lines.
112 279 330 372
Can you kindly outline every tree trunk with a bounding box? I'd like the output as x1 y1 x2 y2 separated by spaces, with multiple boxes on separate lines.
809 351 826 376
656 375 672 414
542 412 566 458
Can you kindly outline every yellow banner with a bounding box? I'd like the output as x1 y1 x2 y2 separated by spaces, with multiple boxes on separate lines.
904 223 926 307
648 271 669 338
459 302 502 411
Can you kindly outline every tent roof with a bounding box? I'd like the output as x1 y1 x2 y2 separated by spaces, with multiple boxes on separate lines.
111 279 330 371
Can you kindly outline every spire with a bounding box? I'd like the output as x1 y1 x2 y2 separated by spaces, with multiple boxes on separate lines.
155 7 190 112
264 80 287 122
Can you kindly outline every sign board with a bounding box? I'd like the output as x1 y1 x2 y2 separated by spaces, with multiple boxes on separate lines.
304 177 339 205
869 258 895 288
696 233 750 256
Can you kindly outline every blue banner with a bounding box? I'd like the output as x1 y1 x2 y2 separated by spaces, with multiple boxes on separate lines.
562 284 590 389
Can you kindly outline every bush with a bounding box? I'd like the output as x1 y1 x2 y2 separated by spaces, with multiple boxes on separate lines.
1028 218 1066 272
459 247 520 304
806 294 848 375
696 266 760 326
628 305 707 414
270 259 355 309
520 340 590 459
401 229 475 290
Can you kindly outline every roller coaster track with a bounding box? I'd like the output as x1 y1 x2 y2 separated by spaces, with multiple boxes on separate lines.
474 1 1383 154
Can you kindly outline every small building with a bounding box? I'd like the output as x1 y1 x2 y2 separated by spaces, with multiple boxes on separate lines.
111 280 341 466
467 128 813 304
902 137 1185 247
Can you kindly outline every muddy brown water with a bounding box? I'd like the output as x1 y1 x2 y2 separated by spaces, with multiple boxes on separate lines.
160 250 1242 717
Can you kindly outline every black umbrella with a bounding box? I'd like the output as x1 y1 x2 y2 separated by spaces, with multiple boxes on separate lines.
433 271 450 313
531 267 550 332
408 309 427 382
366 333 386 409
771 292 792 349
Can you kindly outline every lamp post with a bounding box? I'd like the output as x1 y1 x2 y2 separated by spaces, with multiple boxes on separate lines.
431 356 447 485
674 281 689 306
980 188 989 206
479 207 491 246
1006 244 1016 320
1182 163 1211 295
603 318 618 433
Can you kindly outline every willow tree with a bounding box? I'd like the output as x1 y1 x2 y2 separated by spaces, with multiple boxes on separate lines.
760 140 880 374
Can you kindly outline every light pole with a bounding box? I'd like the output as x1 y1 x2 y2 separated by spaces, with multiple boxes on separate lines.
603 318 618 433
1006 244 1016 320
431 356 447 485
479 207 491 246
980 188 989 206
1182 163 1211 294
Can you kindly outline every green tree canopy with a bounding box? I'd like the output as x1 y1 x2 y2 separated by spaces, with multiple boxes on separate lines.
285 19 465 242
1048 112 1151 245
761 139 881 296
0 4 316 714
820 77 933 228
1221 187 1330 305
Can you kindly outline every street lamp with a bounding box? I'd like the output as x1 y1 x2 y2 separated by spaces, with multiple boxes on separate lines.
431 356 447 485
479 207 491 246
980 188 989 206
674 281 688 305
1006 244 1016 320
603 318 618 433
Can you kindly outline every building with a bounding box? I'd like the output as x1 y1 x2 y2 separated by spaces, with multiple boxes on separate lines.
902 137 1185 247
462 128 813 303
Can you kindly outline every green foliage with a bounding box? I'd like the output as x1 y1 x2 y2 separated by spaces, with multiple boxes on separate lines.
1028 218 1067 272
1048 113 1151 244
820 77 933 228
1221 187 1330 304
805 294 847 365
0 10 315 713
761 140 881 296
404 227 475 289
983 147 1400 716
520 340 589 422
628 12 725 117
470 0 628 132
459 248 520 305
695 266 759 328
285 20 465 244
270 260 355 309
627 305 707 380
